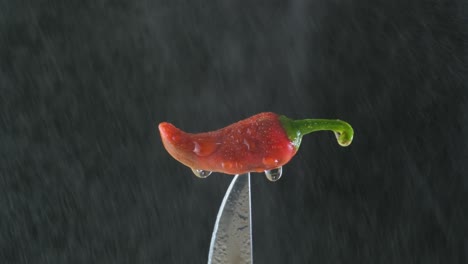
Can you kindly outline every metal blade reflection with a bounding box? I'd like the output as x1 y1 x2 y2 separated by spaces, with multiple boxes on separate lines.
208 173 252 264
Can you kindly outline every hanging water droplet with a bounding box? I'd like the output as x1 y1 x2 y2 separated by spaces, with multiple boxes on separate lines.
265 167 282 182
334 131 341 141
192 168 212 178
334 131 346 146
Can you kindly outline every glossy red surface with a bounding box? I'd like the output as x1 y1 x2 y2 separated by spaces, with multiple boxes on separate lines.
159 112 297 175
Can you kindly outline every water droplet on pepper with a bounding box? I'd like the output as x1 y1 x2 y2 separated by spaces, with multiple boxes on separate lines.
265 167 282 182
221 162 233 170
334 132 341 141
192 169 212 178
192 140 218 157
262 157 279 167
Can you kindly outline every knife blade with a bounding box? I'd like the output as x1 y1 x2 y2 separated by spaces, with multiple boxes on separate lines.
208 173 252 264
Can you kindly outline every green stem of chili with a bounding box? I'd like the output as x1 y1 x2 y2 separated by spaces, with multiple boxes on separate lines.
279 115 354 149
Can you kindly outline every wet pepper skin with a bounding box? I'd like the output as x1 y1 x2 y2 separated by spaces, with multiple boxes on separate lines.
159 112 296 175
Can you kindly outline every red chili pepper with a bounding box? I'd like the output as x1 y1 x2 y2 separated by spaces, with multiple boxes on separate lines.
159 112 353 176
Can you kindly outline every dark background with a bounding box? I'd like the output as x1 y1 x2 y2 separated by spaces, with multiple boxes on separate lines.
1 0 468 263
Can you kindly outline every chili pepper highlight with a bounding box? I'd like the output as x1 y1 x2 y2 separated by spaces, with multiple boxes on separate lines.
159 112 353 175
